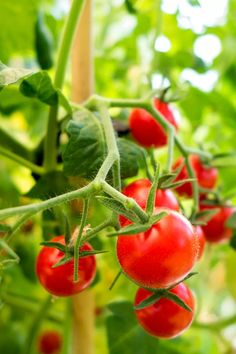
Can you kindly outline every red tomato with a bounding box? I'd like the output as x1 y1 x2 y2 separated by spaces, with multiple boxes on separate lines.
172 155 218 197
194 226 206 260
36 236 96 297
117 209 199 289
200 204 234 243
38 330 62 354
135 283 195 339
119 178 179 226
129 98 178 148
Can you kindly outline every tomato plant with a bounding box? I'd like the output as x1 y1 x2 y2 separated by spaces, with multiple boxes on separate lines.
129 98 178 148
0 1 236 354
134 283 195 339
36 236 96 297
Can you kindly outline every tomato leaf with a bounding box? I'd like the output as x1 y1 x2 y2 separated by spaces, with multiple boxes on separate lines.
79 249 108 257
96 196 140 223
63 112 106 179
149 212 168 225
40 241 66 253
108 224 152 237
146 166 160 215
52 255 73 269
0 61 32 88
161 178 196 189
195 208 219 223
118 138 144 179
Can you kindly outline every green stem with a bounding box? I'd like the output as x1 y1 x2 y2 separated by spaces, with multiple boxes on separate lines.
83 218 117 243
43 0 86 172
24 295 52 354
166 127 174 171
74 198 90 282
193 314 236 331
185 156 199 214
102 181 149 223
2 292 62 324
0 183 95 221
0 146 44 175
0 127 33 161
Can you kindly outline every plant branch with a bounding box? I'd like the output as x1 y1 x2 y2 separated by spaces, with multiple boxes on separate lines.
0 146 44 175
43 0 86 172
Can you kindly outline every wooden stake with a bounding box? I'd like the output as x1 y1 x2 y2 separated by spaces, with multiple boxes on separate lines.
71 1 95 354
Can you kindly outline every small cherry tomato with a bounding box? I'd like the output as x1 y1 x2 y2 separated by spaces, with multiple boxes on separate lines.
129 98 178 148
38 330 62 354
36 236 96 297
117 209 199 289
135 283 195 339
194 225 206 260
200 204 234 243
172 155 218 197
119 178 179 226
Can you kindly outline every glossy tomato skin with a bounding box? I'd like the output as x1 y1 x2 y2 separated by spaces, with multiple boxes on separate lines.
36 236 96 297
38 330 62 354
172 155 218 197
135 283 195 339
194 226 206 260
129 98 178 148
117 209 199 289
119 178 179 226
200 204 234 243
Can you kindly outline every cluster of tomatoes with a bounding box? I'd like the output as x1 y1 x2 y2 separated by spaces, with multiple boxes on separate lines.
35 98 234 342
117 98 234 338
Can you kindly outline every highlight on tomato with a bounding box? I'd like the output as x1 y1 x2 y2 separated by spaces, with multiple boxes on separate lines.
36 235 96 297
134 283 195 339
129 98 178 148
172 155 218 197
194 225 206 260
119 178 179 226
117 208 199 289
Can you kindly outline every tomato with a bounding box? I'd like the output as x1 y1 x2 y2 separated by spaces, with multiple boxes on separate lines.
200 204 234 243
134 283 195 339
38 330 62 354
129 98 178 148
36 236 96 297
194 226 206 260
117 209 199 289
119 178 179 226
172 155 218 197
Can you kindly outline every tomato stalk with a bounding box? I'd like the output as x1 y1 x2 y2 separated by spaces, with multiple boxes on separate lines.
24 295 52 354
43 0 86 172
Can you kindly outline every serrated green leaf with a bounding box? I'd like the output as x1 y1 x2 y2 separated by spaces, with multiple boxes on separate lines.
40 241 66 253
63 112 106 179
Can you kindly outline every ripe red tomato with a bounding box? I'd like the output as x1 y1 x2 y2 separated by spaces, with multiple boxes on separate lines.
194 225 206 260
172 155 218 197
135 283 195 339
119 178 179 226
117 209 199 289
36 236 96 297
129 98 178 148
200 204 234 243
38 330 62 354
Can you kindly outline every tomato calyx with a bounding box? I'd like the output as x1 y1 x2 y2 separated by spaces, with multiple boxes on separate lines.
134 272 197 311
